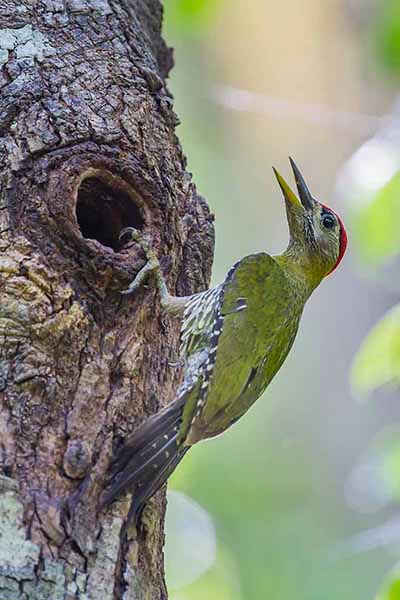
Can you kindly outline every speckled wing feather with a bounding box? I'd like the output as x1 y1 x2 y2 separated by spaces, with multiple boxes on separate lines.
175 281 227 439
180 283 226 356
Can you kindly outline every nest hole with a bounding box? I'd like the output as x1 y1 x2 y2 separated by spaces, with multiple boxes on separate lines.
76 176 144 251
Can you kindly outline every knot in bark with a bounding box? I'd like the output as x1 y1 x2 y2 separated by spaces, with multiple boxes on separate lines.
63 440 91 479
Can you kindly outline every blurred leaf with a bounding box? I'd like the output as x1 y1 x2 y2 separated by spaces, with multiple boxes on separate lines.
345 426 400 514
351 171 400 267
376 564 400 600
345 455 393 514
164 0 221 32
382 438 400 500
374 0 400 75
351 304 400 396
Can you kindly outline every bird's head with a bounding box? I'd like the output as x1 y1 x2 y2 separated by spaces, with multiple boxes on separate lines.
273 158 347 285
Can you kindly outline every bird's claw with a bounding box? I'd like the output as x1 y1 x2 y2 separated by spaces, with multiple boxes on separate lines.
121 283 139 295
119 227 144 244
168 358 185 368
119 227 160 296
119 227 153 256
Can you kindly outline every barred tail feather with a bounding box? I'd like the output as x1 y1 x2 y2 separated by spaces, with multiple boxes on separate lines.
107 408 182 482
124 445 189 527
102 399 188 524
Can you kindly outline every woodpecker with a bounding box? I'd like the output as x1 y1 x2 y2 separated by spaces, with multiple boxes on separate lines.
103 158 347 524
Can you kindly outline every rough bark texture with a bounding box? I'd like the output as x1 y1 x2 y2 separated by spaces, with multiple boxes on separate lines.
0 1 214 598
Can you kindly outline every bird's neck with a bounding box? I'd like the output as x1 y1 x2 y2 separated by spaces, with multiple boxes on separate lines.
274 240 327 298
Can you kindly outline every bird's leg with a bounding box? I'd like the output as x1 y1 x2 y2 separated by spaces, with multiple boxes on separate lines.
120 228 163 295
168 357 185 368
120 228 187 316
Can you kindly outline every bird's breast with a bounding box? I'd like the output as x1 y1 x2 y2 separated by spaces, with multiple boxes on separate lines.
186 301 303 443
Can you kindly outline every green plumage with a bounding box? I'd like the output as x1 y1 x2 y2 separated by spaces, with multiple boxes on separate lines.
103 159 347 525
182 253 306 444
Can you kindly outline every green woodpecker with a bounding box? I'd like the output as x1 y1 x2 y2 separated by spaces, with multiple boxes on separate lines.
103 158 347 524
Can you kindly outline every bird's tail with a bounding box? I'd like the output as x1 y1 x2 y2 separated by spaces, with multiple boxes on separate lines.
102 399 189 525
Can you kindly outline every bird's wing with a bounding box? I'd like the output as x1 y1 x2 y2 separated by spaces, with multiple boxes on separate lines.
179 283 225 357
213 252 290 408
178 253 288 443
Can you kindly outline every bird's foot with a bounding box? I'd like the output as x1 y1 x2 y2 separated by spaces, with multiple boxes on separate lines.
119 228 161 295
168 357 185 368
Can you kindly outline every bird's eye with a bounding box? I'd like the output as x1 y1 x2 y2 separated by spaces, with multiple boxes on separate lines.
322 213 336 229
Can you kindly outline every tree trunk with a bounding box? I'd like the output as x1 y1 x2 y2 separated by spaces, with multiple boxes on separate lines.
0 1 214 598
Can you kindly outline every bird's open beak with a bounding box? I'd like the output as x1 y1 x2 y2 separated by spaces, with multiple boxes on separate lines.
289 157 315 210
273 158 316 211
273 167 302 209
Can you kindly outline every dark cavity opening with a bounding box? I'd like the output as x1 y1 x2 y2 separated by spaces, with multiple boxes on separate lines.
76 177 144 251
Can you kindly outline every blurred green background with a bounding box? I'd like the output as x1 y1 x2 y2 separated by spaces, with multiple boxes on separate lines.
161 1 400 598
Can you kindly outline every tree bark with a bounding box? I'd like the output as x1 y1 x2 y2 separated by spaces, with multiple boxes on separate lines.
0 1 214 598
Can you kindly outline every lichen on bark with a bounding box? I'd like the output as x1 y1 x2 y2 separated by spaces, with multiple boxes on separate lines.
0 1 214 597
